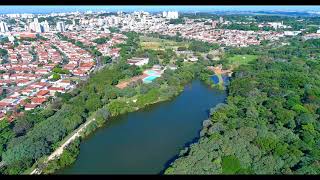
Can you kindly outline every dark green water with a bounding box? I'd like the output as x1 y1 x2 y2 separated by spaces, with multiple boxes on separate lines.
59 80 226 174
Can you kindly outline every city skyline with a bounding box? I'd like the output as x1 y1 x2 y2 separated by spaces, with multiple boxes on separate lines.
0 5 320 14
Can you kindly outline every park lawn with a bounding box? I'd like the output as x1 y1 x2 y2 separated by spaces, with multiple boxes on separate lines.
227 55 258 68
140 41 161 50
140 36 189 50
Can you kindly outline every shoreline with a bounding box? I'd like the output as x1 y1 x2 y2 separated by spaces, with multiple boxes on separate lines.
39 80 225 175
31 83 186 174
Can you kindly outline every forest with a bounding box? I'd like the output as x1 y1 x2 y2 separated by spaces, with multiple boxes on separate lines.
2 21 320 174
165 38 320 175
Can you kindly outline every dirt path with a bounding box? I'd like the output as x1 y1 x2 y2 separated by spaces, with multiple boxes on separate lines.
47 118 94 161
30 118 95 175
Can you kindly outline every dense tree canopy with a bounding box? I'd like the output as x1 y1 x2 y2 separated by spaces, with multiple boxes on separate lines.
188 40 219 53
222 23 260 31
169 18 185 24
165 40 320 175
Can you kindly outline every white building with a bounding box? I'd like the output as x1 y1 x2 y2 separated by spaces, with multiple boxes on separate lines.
317 29 320 34
56 21 65 32
98 19 104 26
268 22 282 29
219 17 224 24
163 11 179 19
28 18 42 33
284 31 301 36
8 35 14 43
34 18 42 33
268 22 290 29
0 21 9 33
41 20 50 32
21 14 34 18
7 14 20 18
303 33 320 40
127 57 149 66
162 11 168 18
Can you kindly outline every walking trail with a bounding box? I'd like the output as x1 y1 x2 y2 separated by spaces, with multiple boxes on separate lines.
30 118 95 175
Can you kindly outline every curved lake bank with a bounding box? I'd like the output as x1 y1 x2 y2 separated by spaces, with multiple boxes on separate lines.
58 80 226 174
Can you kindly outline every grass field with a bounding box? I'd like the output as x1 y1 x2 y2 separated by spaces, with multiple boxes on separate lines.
139 36 189 50
227 55 258 67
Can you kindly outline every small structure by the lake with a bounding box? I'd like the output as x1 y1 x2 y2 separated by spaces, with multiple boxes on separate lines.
207 64 233 77
127 57 149 67
142 65 164 84
116 74 148 89
116 65 164 89
207 64 232 86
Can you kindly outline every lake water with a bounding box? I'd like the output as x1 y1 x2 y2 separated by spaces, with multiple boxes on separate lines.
58 80 226 174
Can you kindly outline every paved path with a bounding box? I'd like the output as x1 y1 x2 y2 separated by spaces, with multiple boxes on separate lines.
47 118 94 161
30 118 96 175
30 61 109 175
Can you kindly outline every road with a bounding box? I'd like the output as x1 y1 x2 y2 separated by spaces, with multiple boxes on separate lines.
5 77 42 97
30 118 96 175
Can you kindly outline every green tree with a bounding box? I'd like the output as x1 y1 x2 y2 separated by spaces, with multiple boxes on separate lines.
52 73 61 81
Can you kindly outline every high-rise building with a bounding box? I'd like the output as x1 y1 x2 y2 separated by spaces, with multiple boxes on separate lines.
29 18 42 33
219 17 224 23
8 35 14 43
0 21 9 33
33 18 42 33
162 11 167 18
163 11 179 19
56 21 65 32
114 18 119 25
35 23 42 33
24 24 28 31
34 18 39 25
41 20 50 32
28 22 35 32
98 19 104 26
212 20 218 28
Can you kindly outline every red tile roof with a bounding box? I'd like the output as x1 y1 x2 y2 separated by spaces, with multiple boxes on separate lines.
37 90 49 96
31 97 47 105
24 103 39 110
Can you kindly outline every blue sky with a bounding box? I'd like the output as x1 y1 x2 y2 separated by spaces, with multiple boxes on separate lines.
0 6 319 14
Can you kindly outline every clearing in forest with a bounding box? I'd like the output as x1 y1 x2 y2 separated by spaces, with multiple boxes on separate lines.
227 55 258 68
139 36 189 51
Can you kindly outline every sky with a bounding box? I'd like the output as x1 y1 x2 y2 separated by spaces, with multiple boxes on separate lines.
0 6 319 14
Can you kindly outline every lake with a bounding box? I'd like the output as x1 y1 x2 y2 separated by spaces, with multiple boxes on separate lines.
58 80 226 174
